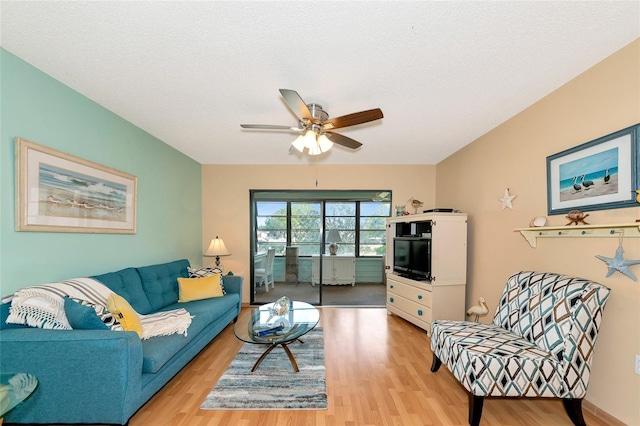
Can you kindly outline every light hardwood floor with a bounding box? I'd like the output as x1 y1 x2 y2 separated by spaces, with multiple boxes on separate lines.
132 307 610 426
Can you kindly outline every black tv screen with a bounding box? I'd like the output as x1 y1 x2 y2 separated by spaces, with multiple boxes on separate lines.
393 237 431 280
394 239 411 270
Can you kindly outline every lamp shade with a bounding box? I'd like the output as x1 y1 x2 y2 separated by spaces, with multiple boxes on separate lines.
302 129 317 149
205 236 230 257
317 134 333 152
327 229 342 243
308 142 323 156
327 229 342 255
291 134 305 152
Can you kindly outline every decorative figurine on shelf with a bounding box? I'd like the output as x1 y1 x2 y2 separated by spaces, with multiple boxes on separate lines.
407 198 424 214
565 209 590 225
466 297 489 322
395 205 406 216
529 216 547 227
499 188 517 210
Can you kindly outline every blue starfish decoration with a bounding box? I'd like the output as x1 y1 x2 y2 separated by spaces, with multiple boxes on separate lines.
595 244 640 281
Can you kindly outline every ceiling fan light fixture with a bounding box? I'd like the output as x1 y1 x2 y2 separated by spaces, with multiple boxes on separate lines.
302 129 317 149
308 143 323 156
317 134 333 152
291 134 305 152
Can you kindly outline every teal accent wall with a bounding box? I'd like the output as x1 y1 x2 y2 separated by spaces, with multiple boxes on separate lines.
0 49 202 295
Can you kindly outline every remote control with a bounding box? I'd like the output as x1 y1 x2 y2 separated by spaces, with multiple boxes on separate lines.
256 324 284 337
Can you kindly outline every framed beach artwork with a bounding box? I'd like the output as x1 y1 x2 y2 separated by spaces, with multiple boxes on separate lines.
15 138 137 233
546 123 639 215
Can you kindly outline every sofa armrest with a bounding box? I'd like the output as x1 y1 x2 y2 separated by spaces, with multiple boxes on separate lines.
224 275 243 314
0 328 143 425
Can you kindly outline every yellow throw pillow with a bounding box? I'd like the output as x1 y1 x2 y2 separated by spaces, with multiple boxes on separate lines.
178 274 224 303
107 293 142 338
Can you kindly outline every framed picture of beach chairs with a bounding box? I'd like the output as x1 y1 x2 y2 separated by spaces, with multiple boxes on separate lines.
15 138 137 233
546 123 639 216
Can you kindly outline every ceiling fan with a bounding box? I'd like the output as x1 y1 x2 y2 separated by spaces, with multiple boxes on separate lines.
240 89 383 155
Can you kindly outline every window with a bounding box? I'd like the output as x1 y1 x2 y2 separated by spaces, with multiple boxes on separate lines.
325 202 356 255
256 201 287 255
253 191 391 257
291 202 322 255
359 202 389 256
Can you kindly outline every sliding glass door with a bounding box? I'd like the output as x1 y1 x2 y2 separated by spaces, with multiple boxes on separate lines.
253 199 322 305
251 190 390 306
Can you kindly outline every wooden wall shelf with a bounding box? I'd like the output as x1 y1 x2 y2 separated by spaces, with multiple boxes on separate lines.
514 222 640 248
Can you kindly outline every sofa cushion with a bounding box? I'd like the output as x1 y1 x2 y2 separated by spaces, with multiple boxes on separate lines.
92 268 153 315
188 266 222 278
174 293 240 325
107 293 143 338
67 297 119 327
140 294 239 373
177 275 224 303
64 297 109 330
188 267 226 294
137 259 190 312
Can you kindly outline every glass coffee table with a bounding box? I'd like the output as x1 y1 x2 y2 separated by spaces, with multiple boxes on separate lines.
0 373 38 424
234 300 319 372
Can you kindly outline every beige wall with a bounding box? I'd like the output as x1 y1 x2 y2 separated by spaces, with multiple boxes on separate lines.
201 163 435 293
436 39 640 424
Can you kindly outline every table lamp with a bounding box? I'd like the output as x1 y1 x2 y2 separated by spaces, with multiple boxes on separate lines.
327 229 342 255
205 236 231 268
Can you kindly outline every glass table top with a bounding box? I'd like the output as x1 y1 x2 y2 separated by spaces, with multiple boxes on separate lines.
234 300 320 345
0 373 38 419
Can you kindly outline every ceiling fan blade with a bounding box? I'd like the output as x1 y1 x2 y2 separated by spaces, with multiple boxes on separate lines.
240 124 302 131
279 89 312 121
322 108 383 130
325 132 363 149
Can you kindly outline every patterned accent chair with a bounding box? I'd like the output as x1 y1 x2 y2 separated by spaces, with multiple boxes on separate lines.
430 271 610 426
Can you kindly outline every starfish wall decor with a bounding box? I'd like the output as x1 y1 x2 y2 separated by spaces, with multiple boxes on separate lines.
595 243 640 281
499 188 517 210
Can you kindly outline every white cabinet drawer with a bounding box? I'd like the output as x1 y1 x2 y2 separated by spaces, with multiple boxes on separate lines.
387 304 432 335
387 280 431 307
387 293 432 324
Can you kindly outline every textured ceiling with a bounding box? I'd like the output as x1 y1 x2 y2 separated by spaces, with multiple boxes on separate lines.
1 1 639 165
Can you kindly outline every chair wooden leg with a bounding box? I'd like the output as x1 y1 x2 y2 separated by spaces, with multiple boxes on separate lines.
430 354 442 372
468 394 484 426
563 398 586 426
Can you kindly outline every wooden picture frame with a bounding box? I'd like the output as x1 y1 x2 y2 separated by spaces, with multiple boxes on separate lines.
546 124 639 215
15 138 137 233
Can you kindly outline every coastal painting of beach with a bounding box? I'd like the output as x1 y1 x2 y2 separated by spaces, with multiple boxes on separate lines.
547 124 639 215
558 148 618 202
38 163 128 222
16 138 137 233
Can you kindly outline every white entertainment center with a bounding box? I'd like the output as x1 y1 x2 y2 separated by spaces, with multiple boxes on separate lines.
385 212 468 335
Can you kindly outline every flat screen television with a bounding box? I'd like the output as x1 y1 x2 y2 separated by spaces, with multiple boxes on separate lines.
393 237 431 281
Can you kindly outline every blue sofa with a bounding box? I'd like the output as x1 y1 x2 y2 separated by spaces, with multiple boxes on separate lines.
0 259 242 425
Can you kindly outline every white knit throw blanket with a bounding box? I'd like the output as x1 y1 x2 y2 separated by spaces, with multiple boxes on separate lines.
6 277 192 339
